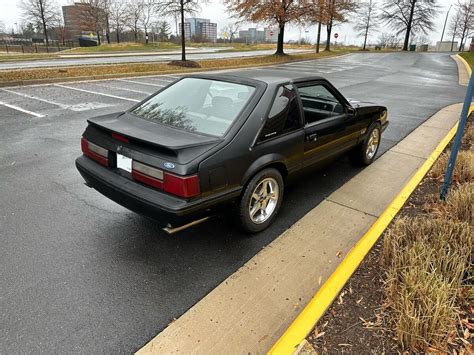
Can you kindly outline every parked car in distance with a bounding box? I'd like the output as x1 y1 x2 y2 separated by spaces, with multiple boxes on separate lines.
76 70 388 233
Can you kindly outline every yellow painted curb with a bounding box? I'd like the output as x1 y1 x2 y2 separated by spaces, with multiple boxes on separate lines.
269 106 474 355
457 54 472 77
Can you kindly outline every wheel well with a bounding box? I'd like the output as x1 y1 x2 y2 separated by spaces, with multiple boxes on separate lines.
244 162 288 186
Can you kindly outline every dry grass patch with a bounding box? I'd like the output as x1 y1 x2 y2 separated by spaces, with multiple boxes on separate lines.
423 183 474 224
430 150 474 184
383 217 472 351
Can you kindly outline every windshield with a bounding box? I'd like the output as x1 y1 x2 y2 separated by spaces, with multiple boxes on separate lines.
131 78 256 136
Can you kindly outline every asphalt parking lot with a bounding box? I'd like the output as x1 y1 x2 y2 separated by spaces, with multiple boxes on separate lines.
0 52 466 353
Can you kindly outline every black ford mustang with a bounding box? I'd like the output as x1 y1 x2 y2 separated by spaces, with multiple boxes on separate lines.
76 70 388 233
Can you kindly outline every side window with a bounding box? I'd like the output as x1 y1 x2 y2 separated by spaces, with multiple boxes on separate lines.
259 85 301 141
297 84 345 125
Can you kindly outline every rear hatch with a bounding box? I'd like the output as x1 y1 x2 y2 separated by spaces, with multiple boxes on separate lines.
85 112 221 167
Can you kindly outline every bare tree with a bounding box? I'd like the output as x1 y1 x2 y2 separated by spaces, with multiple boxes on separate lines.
126 0 143 41
448 9 462 51
159 0 201 61
353 0 377 50
79 0 108 45
139 0 157 44
455 0 473 51
222 22 240 42
322 0 358 51
303 0 329 53
20 0 57 45
0 20 5 34
109 0 128 43
381 0 440 51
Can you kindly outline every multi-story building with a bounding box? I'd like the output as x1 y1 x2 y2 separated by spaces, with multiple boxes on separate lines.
62 2 106 40
179 18 217 42
239 27 277 43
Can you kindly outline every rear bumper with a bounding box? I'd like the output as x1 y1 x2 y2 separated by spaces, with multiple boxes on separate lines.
75 156 240 227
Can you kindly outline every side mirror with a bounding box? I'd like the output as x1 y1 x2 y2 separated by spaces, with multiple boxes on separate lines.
347 106 356 115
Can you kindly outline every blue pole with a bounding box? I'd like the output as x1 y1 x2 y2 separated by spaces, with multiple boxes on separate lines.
440 71 474 199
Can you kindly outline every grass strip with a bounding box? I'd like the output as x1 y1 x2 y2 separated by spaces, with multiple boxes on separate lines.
0 50 349 84
459 52 474 70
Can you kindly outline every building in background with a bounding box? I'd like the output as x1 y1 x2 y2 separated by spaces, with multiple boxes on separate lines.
180 18 217 42
62 2 106 40
238 27 277 43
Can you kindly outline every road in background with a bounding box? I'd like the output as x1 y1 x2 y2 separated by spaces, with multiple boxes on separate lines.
0 53 466 353
0 48 309 70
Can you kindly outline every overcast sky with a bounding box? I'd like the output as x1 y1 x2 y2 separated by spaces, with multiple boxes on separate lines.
0 0 457 45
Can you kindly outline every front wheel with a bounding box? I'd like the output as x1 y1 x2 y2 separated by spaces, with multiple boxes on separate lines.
350 123 381 166
239 168 284 233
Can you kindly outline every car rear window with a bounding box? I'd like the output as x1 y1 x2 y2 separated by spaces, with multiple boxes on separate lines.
131 78 256 136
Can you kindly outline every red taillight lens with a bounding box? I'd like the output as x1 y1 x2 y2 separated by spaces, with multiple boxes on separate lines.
131 159 200 198
131 161 164 190
164 172 200 198
81 137 108 166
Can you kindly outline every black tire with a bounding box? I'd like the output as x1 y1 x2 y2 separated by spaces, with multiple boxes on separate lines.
239 168 284 233
350 122 381 166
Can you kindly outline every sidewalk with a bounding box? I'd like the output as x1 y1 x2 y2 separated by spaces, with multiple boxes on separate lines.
137 104 463 354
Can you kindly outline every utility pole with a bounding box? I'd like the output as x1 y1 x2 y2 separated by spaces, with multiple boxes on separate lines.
180 0 186 61
439 4 452 48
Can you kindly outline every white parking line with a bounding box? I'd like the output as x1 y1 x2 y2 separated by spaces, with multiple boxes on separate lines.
0 100 45 117
92 83 152 95
54 84 140 102
117 79 164 88
3 88 69 109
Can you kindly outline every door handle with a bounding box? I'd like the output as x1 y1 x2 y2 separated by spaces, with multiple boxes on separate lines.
306 133 318 142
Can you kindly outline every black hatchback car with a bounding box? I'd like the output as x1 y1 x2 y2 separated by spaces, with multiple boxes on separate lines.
76 70 388 233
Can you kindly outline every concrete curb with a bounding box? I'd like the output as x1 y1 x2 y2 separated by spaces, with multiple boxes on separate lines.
135 104 467 355
452 54 471 86
270 105 473 354
0 52 351 89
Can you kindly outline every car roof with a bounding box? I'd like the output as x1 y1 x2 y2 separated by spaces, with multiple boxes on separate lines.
185 69 326 87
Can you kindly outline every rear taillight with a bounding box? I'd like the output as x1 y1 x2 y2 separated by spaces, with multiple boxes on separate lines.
163 173 200 198
81 137 108 166
131 160 200 198
132 161 164 190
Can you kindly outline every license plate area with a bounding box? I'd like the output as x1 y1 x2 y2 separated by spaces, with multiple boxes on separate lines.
116 153 132 173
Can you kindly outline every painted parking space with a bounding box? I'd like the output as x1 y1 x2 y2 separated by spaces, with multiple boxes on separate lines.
0 52 467 353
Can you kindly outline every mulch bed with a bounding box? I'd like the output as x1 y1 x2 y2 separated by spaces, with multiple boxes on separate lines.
306 114 474 353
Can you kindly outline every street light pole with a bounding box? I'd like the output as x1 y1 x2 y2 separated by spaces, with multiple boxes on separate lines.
440 4 452 46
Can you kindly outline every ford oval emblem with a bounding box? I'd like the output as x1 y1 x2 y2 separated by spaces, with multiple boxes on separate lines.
164 162 175 169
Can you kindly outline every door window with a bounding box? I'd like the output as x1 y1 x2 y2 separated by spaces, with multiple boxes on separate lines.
297 84 345 125
259 85 301 141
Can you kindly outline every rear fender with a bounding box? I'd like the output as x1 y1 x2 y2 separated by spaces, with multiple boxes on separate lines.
241 154 287 186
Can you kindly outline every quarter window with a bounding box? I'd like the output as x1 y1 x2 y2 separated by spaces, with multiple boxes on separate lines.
259 85 301 141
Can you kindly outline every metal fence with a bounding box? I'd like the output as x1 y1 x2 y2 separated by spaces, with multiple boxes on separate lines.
0 40 78 54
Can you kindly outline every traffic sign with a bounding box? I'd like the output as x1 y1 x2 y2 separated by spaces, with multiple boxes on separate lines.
334 33 339 39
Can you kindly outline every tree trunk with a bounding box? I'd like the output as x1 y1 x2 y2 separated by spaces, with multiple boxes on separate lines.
97 31 101 45
116 28 120 43
402 0 416 51
38 0 49 45
316 21 321 53
458 24 467 51
180 0 186 61
325 19 333 51
450 25 456 51
363 22 369 50
275 23 285 55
